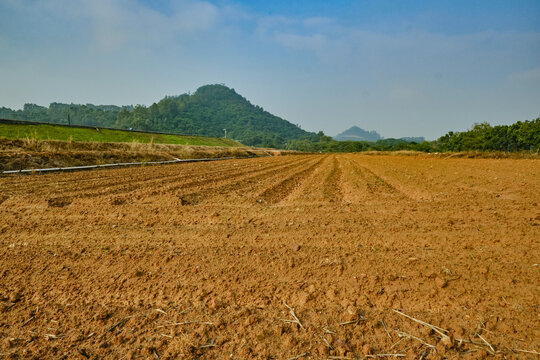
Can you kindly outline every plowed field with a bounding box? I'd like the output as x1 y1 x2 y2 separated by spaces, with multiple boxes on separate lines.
0 154 539 359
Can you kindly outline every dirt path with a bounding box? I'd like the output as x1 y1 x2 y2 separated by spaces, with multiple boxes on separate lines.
0 154 539 359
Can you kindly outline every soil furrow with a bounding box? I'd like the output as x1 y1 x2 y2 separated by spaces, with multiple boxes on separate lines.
321 155 344 203
9 158 270 197
21 156 302 201
0 154 537 359
285 154 341 204
343 155 409 201
257 155 327 204
176 156 318 205
160 156 309 199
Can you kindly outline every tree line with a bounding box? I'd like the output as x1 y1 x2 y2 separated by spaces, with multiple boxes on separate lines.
287 119 539 153
0 102 124 128
0 85 313 148
0 84 537 152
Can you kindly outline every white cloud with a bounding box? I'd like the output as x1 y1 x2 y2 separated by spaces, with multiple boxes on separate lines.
274 33 327 52
2 0 219 51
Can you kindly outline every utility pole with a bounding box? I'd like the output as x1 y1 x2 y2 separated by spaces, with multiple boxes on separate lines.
68 106 72 126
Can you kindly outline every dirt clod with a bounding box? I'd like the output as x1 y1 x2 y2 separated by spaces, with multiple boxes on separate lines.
47 197 72 207
435 277 448 288
8 291 21 303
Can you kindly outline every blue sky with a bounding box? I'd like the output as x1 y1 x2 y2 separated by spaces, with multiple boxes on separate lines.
1 0 539 139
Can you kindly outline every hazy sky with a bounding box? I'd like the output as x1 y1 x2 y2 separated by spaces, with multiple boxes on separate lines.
1 0 539 139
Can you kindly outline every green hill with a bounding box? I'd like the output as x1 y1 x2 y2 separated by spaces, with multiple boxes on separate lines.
0 84 315 148
115 85 314 147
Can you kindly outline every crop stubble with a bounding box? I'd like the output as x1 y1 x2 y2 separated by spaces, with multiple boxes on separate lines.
0 154 538 359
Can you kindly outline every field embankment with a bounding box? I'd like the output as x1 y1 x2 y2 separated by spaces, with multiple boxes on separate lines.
0 137 286 172
0 154 538 359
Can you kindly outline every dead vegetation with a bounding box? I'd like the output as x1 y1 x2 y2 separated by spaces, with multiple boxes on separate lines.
0 137 292 172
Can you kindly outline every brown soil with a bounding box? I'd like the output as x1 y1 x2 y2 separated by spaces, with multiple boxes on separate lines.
0 154 538 359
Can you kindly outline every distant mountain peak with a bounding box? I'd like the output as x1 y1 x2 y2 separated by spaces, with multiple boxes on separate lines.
334 126 382 142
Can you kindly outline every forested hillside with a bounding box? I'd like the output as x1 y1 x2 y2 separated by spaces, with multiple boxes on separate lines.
0 85 315 147
115 85 314 147
1 85 537 152
0 103 123 128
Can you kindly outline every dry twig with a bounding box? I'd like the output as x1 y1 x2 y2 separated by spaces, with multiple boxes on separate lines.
339 320 360 326
366 354 406 358
156 320 214 328
327 355 406 359
477 334 495 354
198 339 217 349
320 334 333 349
22 316 35 327
419 349 430 360
323 327 336 334
392 309 450 343
288 352 309 360
395 330 435 349
102 316 134 337
284 303 305 330
514 349 540 355
381 319 392 340
389 338 405 350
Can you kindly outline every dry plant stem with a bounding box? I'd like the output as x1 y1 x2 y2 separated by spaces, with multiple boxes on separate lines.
339 320 359 326
514 349 540 355
367 355 406 358
392 309 449 340
477 334 495 353
156 320 214 328
323 327 337 334
327 355 406 360
21 316 35 327
198 340 217 349
395 330 436 349
320 334 334 349
419 349 430 360
102 316 134 337
284 303 305 330
381 319 392 340
389 338 405 350
288 352 309 360
392 309 502 355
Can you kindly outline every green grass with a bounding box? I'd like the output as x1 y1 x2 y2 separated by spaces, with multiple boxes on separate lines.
0 123 244 147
